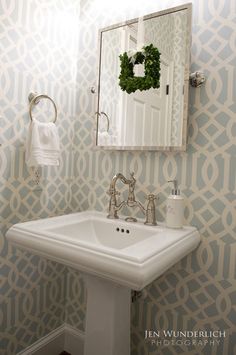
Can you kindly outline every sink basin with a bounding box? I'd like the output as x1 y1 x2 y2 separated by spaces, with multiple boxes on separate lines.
7 210 200 355
46 217 156 250
6 210 200 290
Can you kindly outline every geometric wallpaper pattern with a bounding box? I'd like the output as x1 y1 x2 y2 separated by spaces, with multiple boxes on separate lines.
0 0 236 355
0 1 80 354
70 1 236 355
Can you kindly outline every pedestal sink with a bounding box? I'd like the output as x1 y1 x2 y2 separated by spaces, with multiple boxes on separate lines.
6 211 200 355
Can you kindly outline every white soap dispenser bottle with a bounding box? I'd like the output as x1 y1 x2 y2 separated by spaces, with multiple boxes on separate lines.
166 180 184 229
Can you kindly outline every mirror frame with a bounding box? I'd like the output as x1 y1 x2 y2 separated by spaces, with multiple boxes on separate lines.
94 3 192 151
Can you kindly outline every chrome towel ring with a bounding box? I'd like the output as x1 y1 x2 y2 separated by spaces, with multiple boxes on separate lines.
96 111 110 132
28 92 57 123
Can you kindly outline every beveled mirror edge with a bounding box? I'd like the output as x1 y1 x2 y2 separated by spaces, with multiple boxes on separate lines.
93 3 192 152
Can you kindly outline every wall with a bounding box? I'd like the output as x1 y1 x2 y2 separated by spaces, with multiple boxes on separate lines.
70 0 236 354
0 0 235 354
0 1 80 354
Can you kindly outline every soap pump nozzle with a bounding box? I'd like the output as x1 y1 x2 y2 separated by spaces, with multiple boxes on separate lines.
168 179 180 196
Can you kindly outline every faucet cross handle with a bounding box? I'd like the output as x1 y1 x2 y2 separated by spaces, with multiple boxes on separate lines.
144 194 157 226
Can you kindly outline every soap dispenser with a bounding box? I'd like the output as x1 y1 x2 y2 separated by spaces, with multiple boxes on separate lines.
166 180 184 228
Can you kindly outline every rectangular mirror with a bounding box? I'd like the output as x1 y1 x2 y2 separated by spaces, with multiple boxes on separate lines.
95 3 192 151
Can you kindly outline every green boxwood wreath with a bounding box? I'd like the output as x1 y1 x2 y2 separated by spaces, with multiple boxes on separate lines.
119 44 161 94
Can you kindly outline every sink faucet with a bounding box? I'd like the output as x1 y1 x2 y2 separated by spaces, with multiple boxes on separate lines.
107 173 129 219
107 172 157 225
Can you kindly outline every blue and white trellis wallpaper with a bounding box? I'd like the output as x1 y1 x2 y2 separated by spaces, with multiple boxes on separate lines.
0 0 236 354
0 1 80 354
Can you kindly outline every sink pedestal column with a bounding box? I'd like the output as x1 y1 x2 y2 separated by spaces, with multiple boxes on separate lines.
84 275 131 355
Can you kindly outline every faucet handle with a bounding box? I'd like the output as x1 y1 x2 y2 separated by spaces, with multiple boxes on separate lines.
145 194 157 226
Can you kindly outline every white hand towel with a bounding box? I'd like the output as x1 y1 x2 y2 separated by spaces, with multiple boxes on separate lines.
25 119 60 167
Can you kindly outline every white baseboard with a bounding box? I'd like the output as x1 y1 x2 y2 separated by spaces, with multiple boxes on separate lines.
17 324 84 355
64 324 85 355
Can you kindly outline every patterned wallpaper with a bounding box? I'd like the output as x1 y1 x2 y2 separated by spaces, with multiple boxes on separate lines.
70 0 236 355
0 0 236 355
0 0 80 354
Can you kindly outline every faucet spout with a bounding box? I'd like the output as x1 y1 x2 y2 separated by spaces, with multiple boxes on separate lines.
107 173 157 226
107 173 133 219
107 173 136 219
109 173 133 191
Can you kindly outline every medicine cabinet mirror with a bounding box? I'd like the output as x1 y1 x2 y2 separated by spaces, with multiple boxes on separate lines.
95 3 192 151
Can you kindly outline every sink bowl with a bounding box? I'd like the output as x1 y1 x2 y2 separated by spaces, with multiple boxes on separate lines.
46 216 156 250
6 210 200 290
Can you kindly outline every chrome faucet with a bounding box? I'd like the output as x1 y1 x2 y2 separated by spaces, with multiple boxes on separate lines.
107 172 157 225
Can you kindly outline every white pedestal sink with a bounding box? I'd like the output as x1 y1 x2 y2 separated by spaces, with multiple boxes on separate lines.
6 211 200 355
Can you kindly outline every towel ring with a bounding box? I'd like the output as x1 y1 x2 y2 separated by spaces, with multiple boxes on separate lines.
28 92 57 123
95 111 110 132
